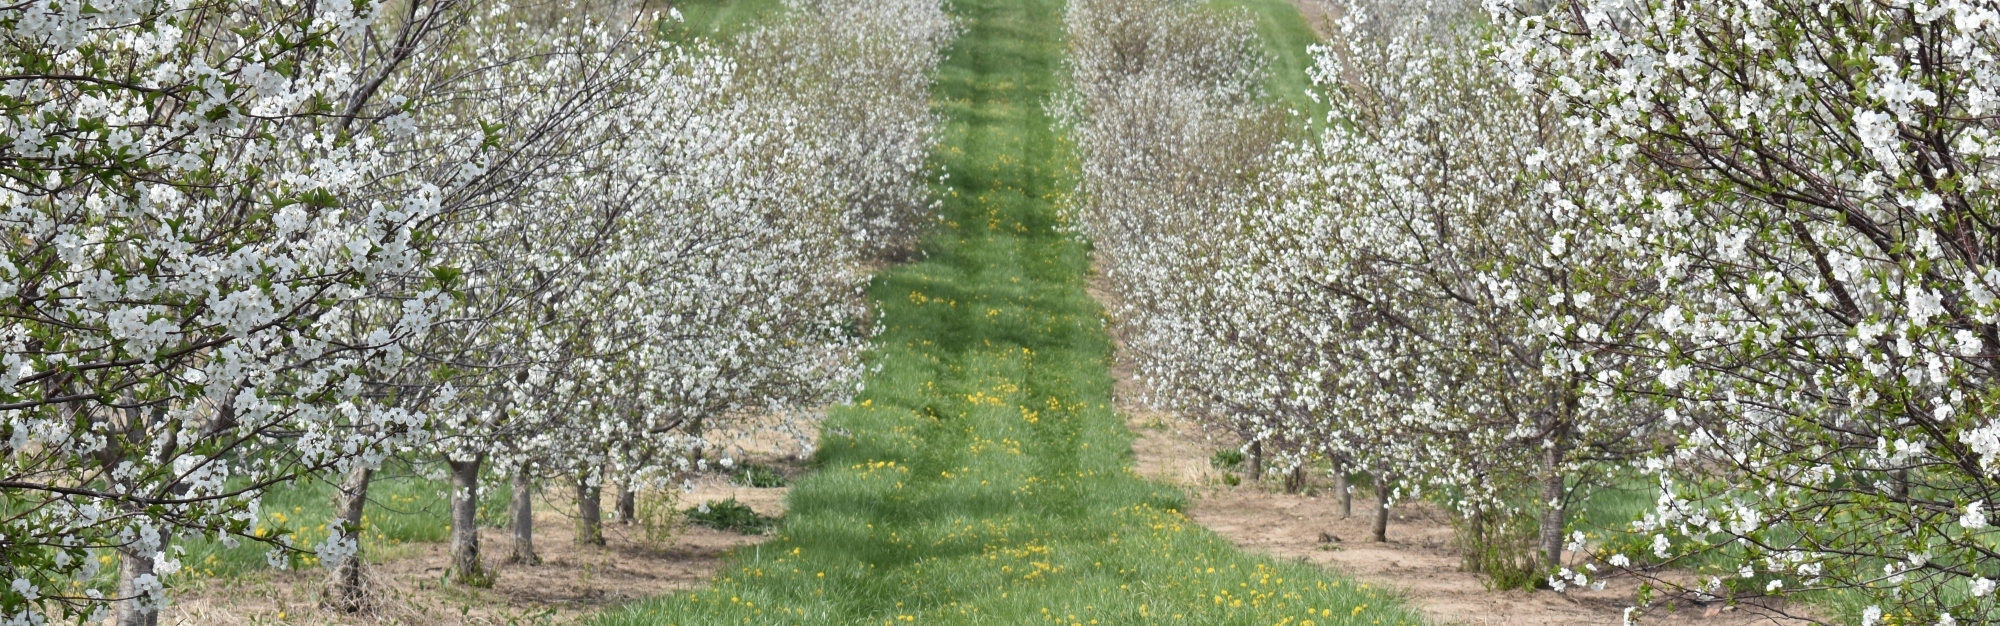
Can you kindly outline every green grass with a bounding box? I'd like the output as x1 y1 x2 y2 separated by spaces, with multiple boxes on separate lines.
167 461 511 581
594 0 1422 623
663 0 788 40
1569 475 1656 543
730 463 790 488
685 498 781 535
1211 0 1328 130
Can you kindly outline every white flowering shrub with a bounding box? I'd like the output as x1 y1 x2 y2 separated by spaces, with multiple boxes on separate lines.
352 0 945 596
1262 1 1660 579
1070 0 1656 593
0 0 463 620
1062 0 1291 461
402 8 724 581
1491 0 2000 620
522 34 868 551
1085 0 2000 617
1 0 944 619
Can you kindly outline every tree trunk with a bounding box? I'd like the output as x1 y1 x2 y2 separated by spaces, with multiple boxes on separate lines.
509 463 538 565
447 456 488 586
1371 475 1390 542
1462 509 1487 573
1285 463 1305 494
575 474 604 546
1333 458 1352 519
115 522 163 626
1539 446 1567 570
114 395 171 626
616 479 637 524
1248 439 1263 482
324 465 374 612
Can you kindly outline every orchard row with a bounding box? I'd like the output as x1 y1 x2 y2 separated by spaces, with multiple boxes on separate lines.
0 0 952 623
1071 0 2000 624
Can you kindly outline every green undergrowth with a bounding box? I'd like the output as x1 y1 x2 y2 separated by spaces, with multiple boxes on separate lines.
595 0 1421 623
686 498 781 535
1563 477 1900 624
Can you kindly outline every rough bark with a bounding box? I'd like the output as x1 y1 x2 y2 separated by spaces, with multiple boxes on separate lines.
615 479 636 524
324 465 374 612
115 523 162 626
575 474 604 546
447 456 488 586
509 463 538 565
1371 475 1390 542
1539 446 1567 570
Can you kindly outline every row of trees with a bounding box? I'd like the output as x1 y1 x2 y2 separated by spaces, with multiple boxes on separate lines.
0 0 954 622
1072 0 2000 622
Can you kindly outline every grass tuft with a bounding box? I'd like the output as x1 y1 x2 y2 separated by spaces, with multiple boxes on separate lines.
685 499 780 535
730 464 789 489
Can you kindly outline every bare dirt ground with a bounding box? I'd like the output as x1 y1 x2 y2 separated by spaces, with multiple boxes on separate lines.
1111 318 1824 626
1093 253 1808 626
158 461 798 626
1121 385 1818 626
1288 0 1338 35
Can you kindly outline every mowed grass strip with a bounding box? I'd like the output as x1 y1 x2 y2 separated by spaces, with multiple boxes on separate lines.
596 0 1425 624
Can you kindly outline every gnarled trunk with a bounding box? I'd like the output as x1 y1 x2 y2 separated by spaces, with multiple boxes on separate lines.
509 463 538 565
324 465 374 612
447 456 488 586
575 474 603 546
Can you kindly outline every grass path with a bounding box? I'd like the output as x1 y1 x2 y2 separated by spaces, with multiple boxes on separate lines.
597 0 1423 624
1214 0 1330 128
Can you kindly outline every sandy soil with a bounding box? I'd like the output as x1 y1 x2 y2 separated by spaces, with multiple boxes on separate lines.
158 463 796 625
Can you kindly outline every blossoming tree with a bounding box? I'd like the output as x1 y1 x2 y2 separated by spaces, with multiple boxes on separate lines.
1496 0 2000 620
